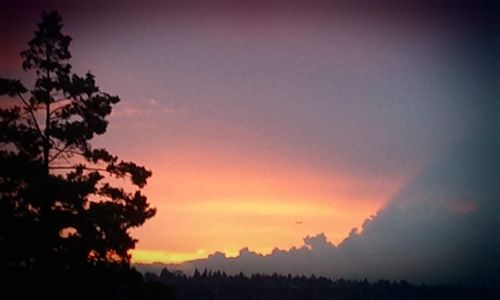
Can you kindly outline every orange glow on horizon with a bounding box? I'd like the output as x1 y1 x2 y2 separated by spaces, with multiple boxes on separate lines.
126 151 408 264
131 249 208 264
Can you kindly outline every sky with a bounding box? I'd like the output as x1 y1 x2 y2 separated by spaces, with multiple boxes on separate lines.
145 127 498 286
1 0 497 280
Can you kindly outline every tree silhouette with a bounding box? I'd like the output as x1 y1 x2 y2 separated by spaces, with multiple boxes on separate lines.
0 10 155 279
149 269 499 300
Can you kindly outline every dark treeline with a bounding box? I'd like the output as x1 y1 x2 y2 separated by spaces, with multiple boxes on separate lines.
145 268 499 300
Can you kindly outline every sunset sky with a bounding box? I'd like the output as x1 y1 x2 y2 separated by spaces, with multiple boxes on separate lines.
1 1 491 264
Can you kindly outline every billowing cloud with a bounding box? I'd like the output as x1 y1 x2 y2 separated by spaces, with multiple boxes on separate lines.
137 128 499 286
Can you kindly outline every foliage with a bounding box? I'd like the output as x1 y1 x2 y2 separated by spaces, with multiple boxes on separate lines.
149 268 500 300
0 10 156 278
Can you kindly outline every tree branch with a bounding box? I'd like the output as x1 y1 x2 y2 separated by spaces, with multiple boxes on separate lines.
17 92 45 141
49 142 87 163
48 143 71 163
49 165 133 181
49 166 108 172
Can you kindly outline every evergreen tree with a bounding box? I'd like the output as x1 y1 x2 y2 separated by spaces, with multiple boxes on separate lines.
0 11 156 276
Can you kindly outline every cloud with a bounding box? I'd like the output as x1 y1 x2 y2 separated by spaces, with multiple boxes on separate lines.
138 128 499 286
111 98 172 119
109 98 173 128
334 127 499 286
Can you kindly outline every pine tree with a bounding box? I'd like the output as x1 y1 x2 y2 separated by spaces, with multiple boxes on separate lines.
0 11 156 275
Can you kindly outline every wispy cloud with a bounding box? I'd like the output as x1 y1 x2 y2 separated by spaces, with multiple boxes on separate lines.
111 98 173 119
109 98 173 128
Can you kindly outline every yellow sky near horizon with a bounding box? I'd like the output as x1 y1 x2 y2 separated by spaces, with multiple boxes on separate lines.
128 154 407 264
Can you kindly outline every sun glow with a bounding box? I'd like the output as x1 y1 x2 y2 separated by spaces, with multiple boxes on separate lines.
127 154 406 264
131 249 208 264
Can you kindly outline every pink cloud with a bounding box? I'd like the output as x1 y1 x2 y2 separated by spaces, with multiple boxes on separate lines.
111 98 173 119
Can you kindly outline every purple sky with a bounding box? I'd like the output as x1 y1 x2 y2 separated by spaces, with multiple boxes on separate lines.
1 0 495 266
